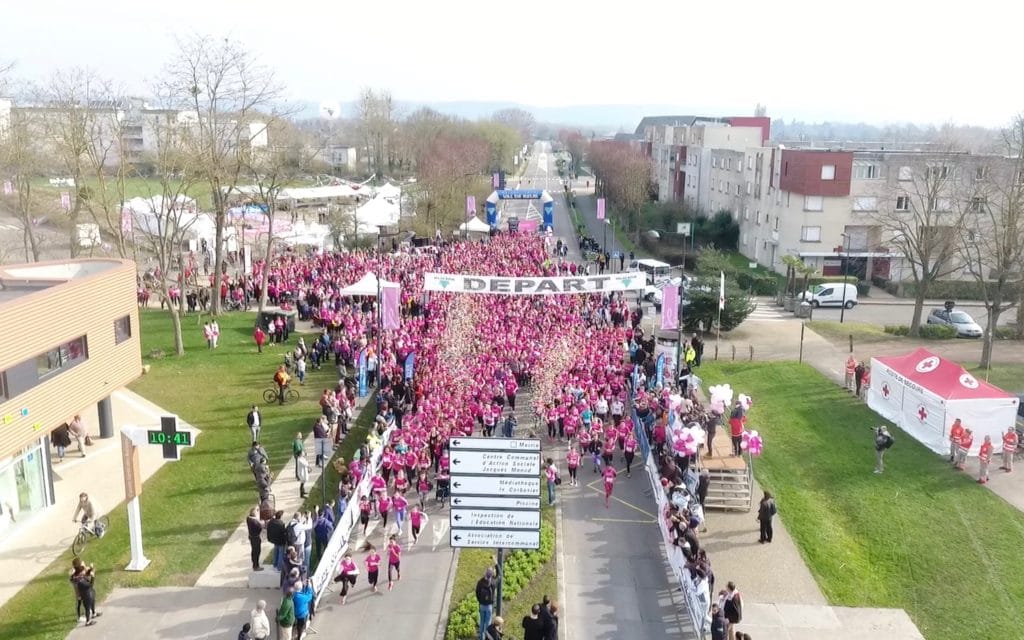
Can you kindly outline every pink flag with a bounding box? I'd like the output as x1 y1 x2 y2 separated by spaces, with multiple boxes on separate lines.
492 173 500 188
2 180 12 195
466 195 476 220
60 191 71 211
596 198 606 220
661 284 679 331
121 210 133 234
382 286 400 330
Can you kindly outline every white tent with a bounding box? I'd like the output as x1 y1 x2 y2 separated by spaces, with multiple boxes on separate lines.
339 272 399 297
867 348 1019 455
375 183 402 199
458 216 491 234
277 220 330 249
354 196 401 228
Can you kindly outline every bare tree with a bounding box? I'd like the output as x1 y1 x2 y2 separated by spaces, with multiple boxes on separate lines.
956 118 1024 367
356 88 397 177
871 151 970 335
160 34 285 315
492 108 535 142
0 108 56 261
416 133 489 235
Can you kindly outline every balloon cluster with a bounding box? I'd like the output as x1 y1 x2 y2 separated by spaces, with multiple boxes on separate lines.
671 422 707 456
741 430 764 456
708 384 734 416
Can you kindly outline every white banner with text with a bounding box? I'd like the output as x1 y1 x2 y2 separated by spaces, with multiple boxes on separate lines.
423 272 648 295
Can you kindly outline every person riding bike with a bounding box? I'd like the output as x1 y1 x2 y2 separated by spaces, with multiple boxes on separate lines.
72 493 105 537
273 365 291 405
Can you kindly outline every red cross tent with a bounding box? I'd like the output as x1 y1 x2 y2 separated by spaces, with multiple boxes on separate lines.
867 348 1019 455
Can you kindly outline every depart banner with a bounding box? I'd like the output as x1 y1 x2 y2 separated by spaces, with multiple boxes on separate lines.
422 272 648 295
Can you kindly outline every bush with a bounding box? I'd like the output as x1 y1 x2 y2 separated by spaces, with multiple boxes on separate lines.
994 326 1019 340
856 281 871 297
884 325 910 336
898 280 1024 301
918 324 957 340
445 521 556 640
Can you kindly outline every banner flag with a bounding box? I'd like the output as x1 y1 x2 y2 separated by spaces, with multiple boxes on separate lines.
381 285 401 330
661 284 679 331
2 180 12 195
357 348 368 397
719 271 726 311
60 191 71 211
423 272 648 295
596 197 606 220
656 353 665 388
120 210 133 234
404 352 415 381
466 195 476 220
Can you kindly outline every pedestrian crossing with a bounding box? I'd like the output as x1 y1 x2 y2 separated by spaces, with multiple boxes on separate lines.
0 222 19 231
746 300 793 323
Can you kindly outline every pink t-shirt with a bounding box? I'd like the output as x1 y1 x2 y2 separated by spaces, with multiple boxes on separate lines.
392 495 408 512
603 467 618 485
340 558 357 575
410 510 426 527
387 543 402 564
366 553 381 571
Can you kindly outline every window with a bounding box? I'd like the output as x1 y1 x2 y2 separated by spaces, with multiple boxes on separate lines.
115 315 132 344
747 156 754 170
742 233 748 245
804 195 824 211
746 182 752 195
744 207 750 220
898 166 913 181
927 165 950 180
712 158 718 168
928 196 952 212
736 184 741 196
774 216 780 231
726 158 731 170
975 166 988 181
853 162 879 179
1017 170 1024 185
801 226 822 242
726 181 731 193
756 210 762 225
852 196 878 212
36 336 88 380
895 196 911 211
821 164 836 180
969 196 988 213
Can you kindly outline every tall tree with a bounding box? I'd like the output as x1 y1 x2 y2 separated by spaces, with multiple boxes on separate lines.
356 88 397 177
871 150 970 336
492 108 535 142
417 133 489 235
0 107 55 261
956 117 1024 368
160 34 284 315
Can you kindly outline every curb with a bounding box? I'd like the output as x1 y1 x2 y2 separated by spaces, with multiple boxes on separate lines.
432 548 461 640
555 487 568 640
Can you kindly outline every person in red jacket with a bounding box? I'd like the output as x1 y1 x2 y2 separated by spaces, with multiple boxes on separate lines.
253 325 266 354
1000 427 1018 473
728 401 746 456
955 428 973 471
948 418 964 464
977 435 993 484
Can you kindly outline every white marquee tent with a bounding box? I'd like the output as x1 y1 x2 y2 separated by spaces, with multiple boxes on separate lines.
458 216 491 235
867 348 1019 455
354 196 401 228
339 272 399 297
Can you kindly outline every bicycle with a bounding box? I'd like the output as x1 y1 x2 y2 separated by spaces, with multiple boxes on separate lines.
72 516 110 555
263 386 299 404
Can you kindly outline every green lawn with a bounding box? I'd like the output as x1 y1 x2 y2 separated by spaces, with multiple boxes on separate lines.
969 364 1024 394
807 320 900 344
0 309 347 640
702 362 1024 640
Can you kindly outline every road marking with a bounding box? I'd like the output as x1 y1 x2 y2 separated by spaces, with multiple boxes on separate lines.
591 517 657 524
584 471 658 519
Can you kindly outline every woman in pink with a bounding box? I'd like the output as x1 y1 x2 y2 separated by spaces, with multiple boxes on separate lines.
377 494 392 529
623 431 638 478
601 436 616 469
416 472 432 509
602 464 618 508
335 551 359 604
393 470 410 495
409 506 428 545
358 495 372 536
392 492 409 534
365 545 382 593
370 472 387 506
566 445 581 487
386 534 402 591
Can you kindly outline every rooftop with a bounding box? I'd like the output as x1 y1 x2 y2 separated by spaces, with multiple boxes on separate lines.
0 259 124 305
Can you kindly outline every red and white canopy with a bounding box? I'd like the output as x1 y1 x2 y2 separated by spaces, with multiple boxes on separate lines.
867 348 1018 455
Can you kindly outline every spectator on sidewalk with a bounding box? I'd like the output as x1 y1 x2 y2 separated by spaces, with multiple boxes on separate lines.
293 580 315 638
236 623 251 640
476 568 495 640
246 507 265 571
297 452 310 499
723 582 743 640
978 435 993 484
484 615 505 640
266 511 287 571
247 406 262 443
1002 426 1018 472
854 361 866 397
292 432 305 478
69 415 88 457
757 491 777 544
873 426 893 474
52 423 72 462
250 600 270 640
522 604 545 640
276 588 295 640
709 603 728 640
844 355 857 391
70 558 99 626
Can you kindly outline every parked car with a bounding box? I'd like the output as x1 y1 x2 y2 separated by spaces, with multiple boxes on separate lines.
642 277 685 305
926 308 983 338
798 283 858 308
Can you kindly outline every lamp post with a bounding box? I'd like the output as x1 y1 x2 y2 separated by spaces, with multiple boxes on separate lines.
840 232 850 323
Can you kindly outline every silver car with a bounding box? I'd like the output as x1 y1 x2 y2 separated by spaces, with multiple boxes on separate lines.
926 308 983 338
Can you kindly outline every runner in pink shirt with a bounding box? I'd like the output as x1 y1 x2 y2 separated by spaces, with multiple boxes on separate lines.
392 493 409 534
602 465 618 508
335 551 359 604
358 495 372 536
624 431 638 477
377 494 392 530
365 545 382 593
566 445 581 487
416 472 432 510
409 506 428 545
394 470 410 495
386 534 402 591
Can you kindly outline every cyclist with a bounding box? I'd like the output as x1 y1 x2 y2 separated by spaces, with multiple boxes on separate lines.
72 493 105 538
274 365 291 405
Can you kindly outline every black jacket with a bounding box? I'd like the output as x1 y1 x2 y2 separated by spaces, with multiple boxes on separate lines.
710 611 727 640
475 577 494 605
266 518 287 546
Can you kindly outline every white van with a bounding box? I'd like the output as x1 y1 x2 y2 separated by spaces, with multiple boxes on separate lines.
800 283 858 308
628 258 672 285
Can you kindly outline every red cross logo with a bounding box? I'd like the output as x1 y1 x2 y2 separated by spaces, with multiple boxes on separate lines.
918 406 928 421
882 384 890 398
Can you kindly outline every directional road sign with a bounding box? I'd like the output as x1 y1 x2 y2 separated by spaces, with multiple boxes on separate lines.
449 475 540 497
451 508 540 530
450 528 541 550
450 450 541 476
449 437 540 452
450 496 542 510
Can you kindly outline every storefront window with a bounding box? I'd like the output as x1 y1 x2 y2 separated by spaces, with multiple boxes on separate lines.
0 442 49 538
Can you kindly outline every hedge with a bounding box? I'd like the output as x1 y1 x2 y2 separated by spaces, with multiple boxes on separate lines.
874 278 1023 301
884 324 957 339
444 521 556 640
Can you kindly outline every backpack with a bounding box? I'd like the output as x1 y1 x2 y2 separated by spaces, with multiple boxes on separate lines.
883 434 895 450
286 522 299 546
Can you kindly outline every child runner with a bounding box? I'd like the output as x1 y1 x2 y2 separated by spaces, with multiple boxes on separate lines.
386 535 402 591
392 492 409 535
624 431 638 478
358 495 372 536
602 465 618 509
365 545 381 593
409 506 428 545
566 445 581 487
335 552 358 604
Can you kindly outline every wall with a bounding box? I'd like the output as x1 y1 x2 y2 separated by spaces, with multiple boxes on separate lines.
778 149 853 197
0 260 142 459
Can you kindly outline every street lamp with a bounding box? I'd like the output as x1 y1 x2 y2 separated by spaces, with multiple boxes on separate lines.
840 232 851 323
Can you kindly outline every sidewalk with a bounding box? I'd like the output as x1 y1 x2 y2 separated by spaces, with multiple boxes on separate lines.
0 388 185 610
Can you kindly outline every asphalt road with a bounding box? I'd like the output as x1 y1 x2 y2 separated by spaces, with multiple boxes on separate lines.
778 297 1013 331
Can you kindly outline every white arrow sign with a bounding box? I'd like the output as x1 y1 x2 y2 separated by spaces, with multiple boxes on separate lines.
449 437 541 452
450 451 541 476
450 508 540 530
449 475 540 497
451 496 542 510
450 528 541 550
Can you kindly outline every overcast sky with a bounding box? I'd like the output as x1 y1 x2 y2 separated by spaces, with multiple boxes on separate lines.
2 0 1021 126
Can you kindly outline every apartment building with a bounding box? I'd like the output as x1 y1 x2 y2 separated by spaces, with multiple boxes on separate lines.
0 259 141 539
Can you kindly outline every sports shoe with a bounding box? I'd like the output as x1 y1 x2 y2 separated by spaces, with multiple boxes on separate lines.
78 617 86 623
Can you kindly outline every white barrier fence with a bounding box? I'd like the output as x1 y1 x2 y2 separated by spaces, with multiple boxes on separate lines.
310 423 394 606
